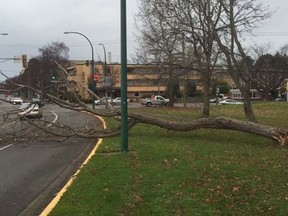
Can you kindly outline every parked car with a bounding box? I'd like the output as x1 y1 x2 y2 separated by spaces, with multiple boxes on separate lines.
112 97 121 105
94 98 102 105
94 97 112 105
18 102 42 119
112 97 129 105
6 95 13 103
219 99 243 105
141 95 169 107
11 97 23 105
209 98 223 103
275 97 285 102
209 95 229 103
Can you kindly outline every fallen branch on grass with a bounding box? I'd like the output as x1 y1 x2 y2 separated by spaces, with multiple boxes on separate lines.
127 113 288 146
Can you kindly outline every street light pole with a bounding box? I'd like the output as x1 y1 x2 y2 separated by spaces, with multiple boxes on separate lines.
121 0 128 152
99 43 108 97
64 31 95 109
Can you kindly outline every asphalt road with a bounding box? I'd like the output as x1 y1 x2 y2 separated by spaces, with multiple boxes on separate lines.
0 98 201 215
0 102 100 216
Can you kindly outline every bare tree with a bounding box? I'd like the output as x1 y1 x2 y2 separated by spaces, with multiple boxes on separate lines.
252 52 288 100
136 0 271 120
278 44 288 56
39 42 69 86
135 0 192 106
152 0 222 116
251 42 272 58
208 0 272 122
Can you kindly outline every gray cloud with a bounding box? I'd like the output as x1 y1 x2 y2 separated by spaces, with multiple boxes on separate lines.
0 0 287 81
0 0 138 80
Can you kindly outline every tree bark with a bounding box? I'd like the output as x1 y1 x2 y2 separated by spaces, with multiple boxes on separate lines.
128 113 288 146
241 85 257 122
202 74 210 117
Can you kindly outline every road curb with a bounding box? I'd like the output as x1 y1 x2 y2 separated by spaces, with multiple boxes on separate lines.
39 115 106 216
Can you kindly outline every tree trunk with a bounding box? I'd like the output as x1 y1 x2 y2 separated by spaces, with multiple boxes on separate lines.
264 91 270 101
202 76 210 117
129 113 288 146
241 85 257 122
182 80 187 108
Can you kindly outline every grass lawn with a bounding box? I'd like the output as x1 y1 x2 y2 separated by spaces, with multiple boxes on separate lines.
49 102 288 216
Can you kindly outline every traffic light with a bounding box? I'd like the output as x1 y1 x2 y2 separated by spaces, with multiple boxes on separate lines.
22 54 28 68
51 73 57 81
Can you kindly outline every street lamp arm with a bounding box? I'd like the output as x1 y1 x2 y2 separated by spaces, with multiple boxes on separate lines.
64 31 94 61
99 43 107 65
64 31 96 109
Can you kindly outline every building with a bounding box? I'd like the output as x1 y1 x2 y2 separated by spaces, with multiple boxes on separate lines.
230 89 261 100
66 62 184 101
66 61 282 101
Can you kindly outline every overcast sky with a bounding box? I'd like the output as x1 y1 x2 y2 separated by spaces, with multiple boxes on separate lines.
0 0 288 81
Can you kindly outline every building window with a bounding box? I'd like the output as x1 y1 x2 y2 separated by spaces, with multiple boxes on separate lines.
68 69 76 76
82 72 85 82
105 67 111 75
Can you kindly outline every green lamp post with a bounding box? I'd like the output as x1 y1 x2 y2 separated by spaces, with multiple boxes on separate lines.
121 0 128 152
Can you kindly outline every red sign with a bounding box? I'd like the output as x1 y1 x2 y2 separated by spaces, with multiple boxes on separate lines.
93 74 100 81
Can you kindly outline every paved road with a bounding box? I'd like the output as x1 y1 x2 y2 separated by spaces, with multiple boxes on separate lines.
0 102 100 216
0 98 200 215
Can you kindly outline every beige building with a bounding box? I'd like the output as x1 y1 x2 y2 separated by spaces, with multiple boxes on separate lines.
66 62 173 100
66 61 256 100
66 62 121 100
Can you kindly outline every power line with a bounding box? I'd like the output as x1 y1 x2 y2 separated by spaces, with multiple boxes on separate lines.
0 39 136 48
252 32 288 36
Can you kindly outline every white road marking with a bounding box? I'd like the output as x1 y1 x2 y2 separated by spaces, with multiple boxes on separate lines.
0 111 58 152
46 111 58 128
0 144 13 151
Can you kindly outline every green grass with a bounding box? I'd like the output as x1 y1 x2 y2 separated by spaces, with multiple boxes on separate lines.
50 102 288 216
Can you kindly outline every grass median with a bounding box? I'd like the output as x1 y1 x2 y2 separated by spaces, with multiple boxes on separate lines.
49 102 288 215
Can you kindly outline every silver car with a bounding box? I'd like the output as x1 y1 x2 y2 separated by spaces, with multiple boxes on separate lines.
11 97 23 105
94 97 112 105
18 103 42 119
219 99 243 105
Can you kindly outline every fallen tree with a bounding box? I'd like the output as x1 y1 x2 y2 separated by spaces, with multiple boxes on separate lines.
2 94 287 147
127 113 288 146
1 67 288 148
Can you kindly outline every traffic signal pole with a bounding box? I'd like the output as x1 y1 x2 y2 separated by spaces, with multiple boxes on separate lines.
120 0 128 152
